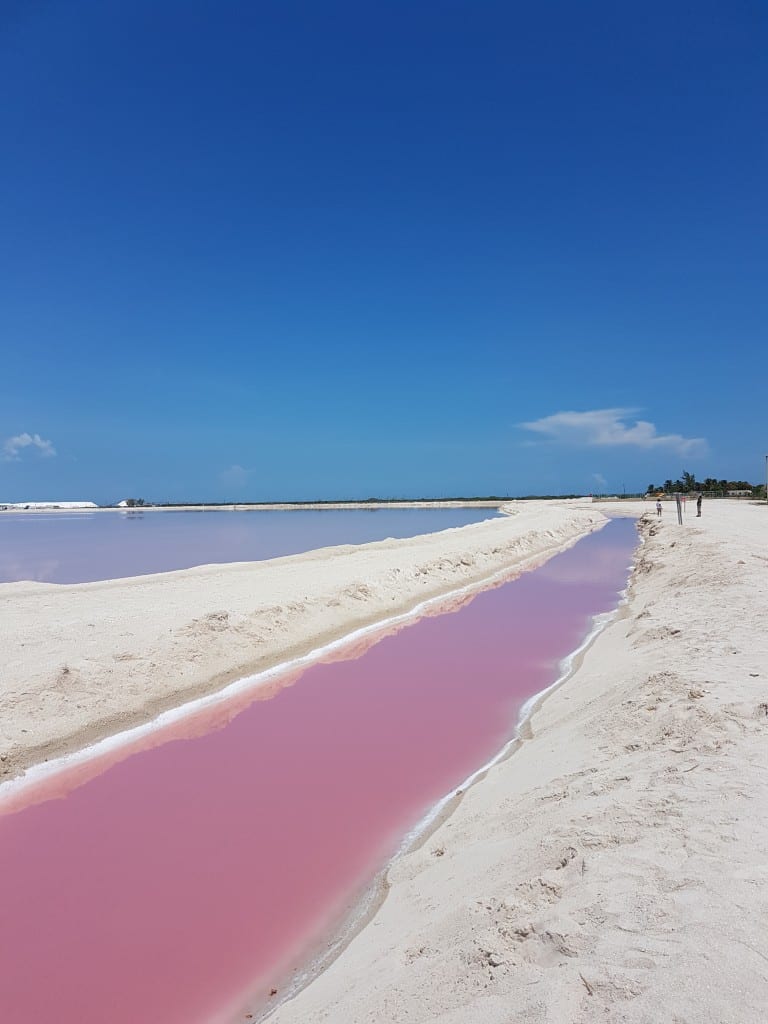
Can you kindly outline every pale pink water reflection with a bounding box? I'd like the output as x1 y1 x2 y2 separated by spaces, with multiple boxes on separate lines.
0 519 637 1024
0 507 497 584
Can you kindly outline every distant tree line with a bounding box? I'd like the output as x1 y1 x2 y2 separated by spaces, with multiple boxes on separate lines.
646 472 763 496
143 494 589 508
152 496 516 507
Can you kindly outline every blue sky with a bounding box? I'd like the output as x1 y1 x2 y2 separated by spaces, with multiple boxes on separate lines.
1 1 765 502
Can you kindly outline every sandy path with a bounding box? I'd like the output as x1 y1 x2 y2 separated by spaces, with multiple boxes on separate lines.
0 501 603 782
266 499 768 1024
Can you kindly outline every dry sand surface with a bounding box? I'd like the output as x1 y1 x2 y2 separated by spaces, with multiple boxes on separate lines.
4 498 767 1024
266 499 768 1024
0 500 603 781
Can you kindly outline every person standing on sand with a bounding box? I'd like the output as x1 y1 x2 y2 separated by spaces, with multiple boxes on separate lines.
697 493 702 517
656 500 663 517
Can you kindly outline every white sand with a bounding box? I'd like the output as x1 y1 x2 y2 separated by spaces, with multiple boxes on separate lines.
0 500 602 781
4 498 767 1023
265 499 768 1023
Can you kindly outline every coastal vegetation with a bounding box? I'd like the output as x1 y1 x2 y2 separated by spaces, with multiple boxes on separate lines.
646 472 763 497
131 495 586 508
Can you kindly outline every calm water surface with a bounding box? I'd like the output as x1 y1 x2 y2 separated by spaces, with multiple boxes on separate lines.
0 518 637 1024
0 507 498 584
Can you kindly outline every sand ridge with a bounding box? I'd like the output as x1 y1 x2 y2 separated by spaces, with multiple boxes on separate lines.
0 500 604 782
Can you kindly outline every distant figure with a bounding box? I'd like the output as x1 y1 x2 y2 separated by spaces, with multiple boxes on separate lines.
696 493 702 517
656 500 662 517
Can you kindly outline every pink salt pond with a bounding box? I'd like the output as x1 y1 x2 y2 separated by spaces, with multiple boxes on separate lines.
0 507 498 584
0 518 637 1024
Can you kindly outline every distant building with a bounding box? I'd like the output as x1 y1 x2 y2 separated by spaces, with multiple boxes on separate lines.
1 501 98 510
727 489 752 497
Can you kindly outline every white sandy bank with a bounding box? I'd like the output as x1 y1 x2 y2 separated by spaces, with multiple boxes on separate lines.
265 499 768 1024
0 501 603 781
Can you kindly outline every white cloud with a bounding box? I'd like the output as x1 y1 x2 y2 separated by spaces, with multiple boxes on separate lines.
592 472 608 489
519 408 706 456
2 432 57 462
220 464 252 487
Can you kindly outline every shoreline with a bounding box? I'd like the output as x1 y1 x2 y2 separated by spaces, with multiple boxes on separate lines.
0 512 608 805
254 522 640 1021
1 500 506 514
6 499 766 1022
267 499 768 1023
0 501 605 783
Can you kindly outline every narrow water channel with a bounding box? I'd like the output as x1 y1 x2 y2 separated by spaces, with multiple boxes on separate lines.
0 518 637 1024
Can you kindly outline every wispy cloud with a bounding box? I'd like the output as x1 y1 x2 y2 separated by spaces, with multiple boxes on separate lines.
219 464 252 488
519 409 706 456
2 432 57 462
592 472 608 489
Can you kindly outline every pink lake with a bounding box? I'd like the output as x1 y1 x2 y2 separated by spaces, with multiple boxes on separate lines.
0 518 637 1024
0 507 498 584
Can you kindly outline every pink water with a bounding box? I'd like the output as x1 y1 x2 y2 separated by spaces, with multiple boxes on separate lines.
0 518 637 1024
0 507 497 583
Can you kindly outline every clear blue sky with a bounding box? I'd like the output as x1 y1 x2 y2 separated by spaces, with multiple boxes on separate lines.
1 1 765 502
